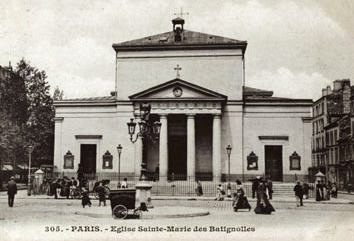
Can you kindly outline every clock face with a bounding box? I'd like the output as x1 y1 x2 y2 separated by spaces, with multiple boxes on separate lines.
173 87 183 97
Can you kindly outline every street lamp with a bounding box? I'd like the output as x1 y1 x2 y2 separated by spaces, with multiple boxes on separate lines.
226 145 232 198
126 103 161 209
117 144 122 188
127 103 161 143
27 145 34 196
127 103 161 180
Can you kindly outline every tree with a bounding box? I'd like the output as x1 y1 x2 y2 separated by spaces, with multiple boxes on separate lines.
15 59 55 166
0 66 28 181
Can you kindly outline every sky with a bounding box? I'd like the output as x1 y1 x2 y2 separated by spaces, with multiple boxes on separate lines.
0 0 353 100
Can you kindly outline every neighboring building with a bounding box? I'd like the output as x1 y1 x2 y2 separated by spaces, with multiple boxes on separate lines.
53 18 312 183
310 79 354 190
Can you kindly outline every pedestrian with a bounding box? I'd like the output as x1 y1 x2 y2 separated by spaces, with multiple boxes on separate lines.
315 180 322 201
232 179 251 212
95 182 106 206
294 181 304 207
70 177 79 198
321 180 327 200
195 180 203 196
215 184 225 201
121 178 128 188
81 187 91 208
331 182 338 198
77 163 84 187
52 178 61 199
7 177 17 207
64 176 72 199
325 181 332 200
302 182 310 199
251 176 261 199
265 176 273 200
254 178 275 214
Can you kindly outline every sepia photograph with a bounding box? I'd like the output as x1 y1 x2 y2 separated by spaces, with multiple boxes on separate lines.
1 1 354 240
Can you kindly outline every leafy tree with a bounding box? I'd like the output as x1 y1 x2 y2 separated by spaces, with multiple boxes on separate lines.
0 66 28 181
15 59 55 166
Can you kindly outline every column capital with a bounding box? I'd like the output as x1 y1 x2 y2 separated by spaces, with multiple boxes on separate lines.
186 113 196 118
159 114 168 118
213 114 222 119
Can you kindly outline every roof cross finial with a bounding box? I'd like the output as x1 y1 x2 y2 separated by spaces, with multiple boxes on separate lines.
174 64 182 78
174 7 189 18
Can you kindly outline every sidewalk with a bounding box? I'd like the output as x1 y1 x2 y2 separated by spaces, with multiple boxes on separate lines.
1 190 353 205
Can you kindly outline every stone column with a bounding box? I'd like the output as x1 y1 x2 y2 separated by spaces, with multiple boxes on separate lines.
135 136 143 180
187 114 196 179
159 114 168 180
212 114 222 181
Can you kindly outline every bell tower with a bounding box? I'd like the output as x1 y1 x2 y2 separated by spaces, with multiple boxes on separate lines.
172 17 184 42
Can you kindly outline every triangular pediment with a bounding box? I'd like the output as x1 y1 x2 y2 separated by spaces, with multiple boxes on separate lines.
129 78 227 101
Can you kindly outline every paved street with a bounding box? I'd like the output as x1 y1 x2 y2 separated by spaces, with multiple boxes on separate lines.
1 191 354 241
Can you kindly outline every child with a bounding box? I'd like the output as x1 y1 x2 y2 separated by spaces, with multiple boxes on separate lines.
81 187 91 208
215 184 225 201
121 178 128 188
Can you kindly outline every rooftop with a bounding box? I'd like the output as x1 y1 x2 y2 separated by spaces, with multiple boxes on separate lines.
113 18 247 52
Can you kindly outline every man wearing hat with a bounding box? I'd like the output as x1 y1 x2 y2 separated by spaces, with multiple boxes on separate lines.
7 176 18 207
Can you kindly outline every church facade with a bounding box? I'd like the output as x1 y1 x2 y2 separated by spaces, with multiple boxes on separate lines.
53 18 312 182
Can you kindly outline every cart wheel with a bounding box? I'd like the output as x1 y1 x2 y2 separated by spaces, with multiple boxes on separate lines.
113 205 128 219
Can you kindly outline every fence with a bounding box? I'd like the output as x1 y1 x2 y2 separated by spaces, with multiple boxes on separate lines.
53 173 315 198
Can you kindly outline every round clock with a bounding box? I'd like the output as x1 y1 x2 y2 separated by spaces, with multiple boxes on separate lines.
173 87 183 97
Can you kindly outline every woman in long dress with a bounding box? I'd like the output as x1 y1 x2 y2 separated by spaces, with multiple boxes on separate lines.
233 180 251 211
254 179 275 214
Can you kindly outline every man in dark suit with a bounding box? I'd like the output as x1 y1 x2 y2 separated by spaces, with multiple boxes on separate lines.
7 176 18 207
294 181 304 207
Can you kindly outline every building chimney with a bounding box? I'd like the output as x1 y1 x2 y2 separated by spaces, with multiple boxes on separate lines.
333 80 342 91
326 85 332 95
322 88 327 96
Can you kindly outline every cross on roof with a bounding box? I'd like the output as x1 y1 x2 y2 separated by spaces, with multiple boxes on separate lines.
174 64 182 78
174 7 189 18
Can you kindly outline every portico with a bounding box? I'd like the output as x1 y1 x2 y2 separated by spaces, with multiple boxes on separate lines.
129 78 226 180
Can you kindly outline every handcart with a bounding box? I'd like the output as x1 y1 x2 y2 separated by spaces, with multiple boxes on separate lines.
109 189 143 219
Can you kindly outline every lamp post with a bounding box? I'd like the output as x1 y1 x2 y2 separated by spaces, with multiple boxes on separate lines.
127 103 161 180
117 144 122 188
27 145 34 196
127 103 161 209
226 145 232 198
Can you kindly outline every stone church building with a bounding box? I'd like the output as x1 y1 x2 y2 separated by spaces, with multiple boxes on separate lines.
53 18 313 182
